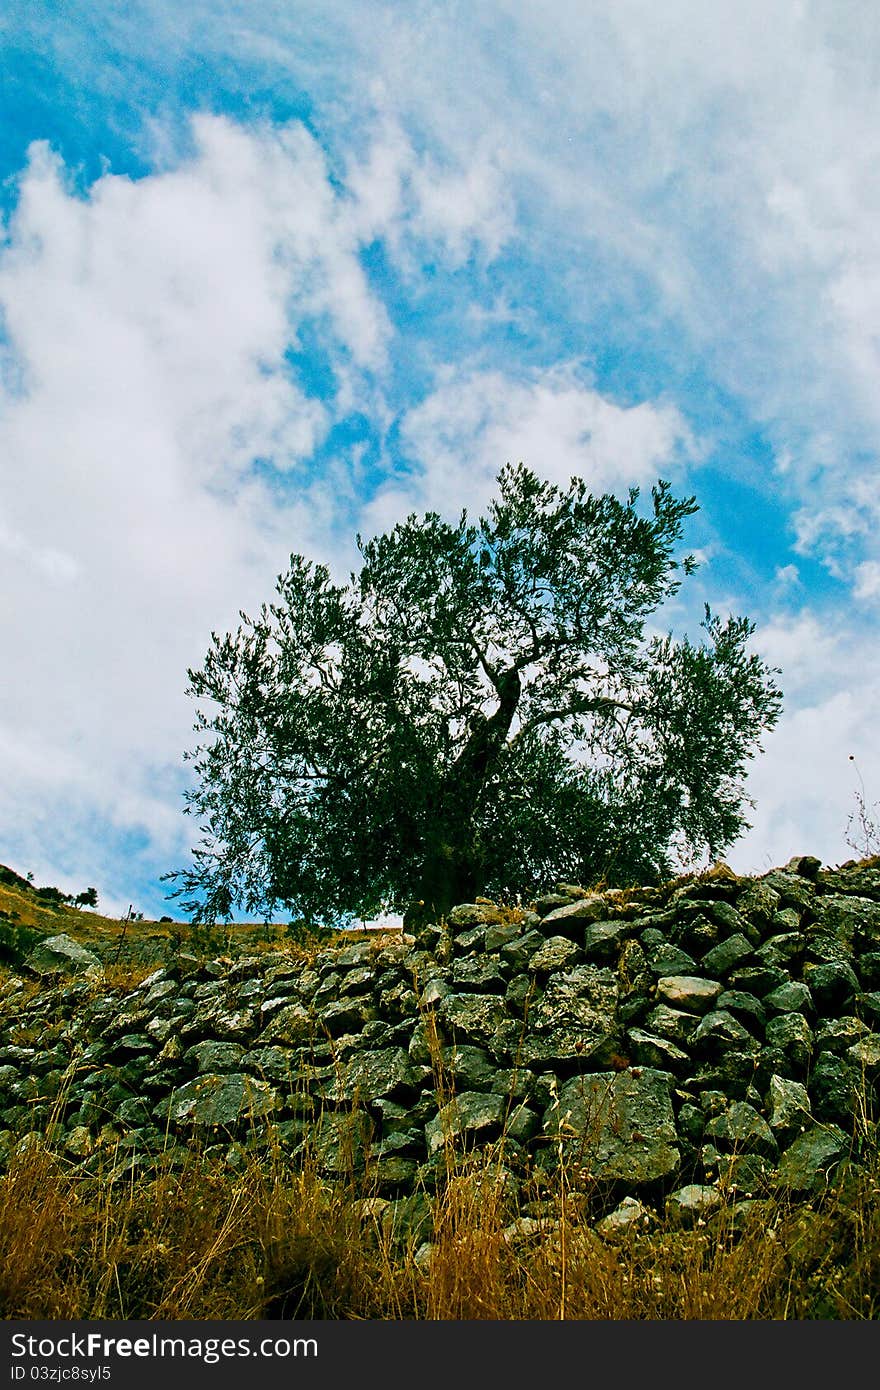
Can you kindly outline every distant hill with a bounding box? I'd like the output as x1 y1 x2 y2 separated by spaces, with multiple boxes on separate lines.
0 862 340 967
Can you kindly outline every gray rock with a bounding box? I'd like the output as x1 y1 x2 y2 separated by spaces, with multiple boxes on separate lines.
582 921 635 962
453 925 488 954
765 1075 812 1145
499 929 547 970
715 990 766 1031
646 943 698 977
656 976 723 1015
521 966 619 1066
437 992 515 1052
760 870 816 911
845 1033 880 1077
626 1029 690 1073
156 1073 278 1131
776 1124 850 1194
666 1184 723 1227
856 991 880 1025
809 1051 860 1124
260 1002 316 1046
803 960 860 1013
814 894 880 953
686 1011 756 1050
504 973 534 1014
540 896 608 927
700 934 753 977
736 882 780 928
419 977 450 1010
754 933 802 969
320 1046 420 1104
379 981 419 1018
814 1016 870 1054
595 1196 653 1241
425 1091 507 1154
334 941 377 968
484 922 525 952
26 935 103 978
704 1102 778 1159
764 981 813 1015
644 1004 701 1044
726 964 788 998
446 903 506 929
440 1044 497 1091
765 1013 813 1070
242 1046 302 1087
336 965 377 998
546 1068 680 1187
528 936 583 974
705 901 760 945
452 956 507 992
308 1110 374 1174
183 1040 245 1074
317 998 375 1037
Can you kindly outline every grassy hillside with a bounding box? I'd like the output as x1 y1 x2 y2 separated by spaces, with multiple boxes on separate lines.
0 864 376 970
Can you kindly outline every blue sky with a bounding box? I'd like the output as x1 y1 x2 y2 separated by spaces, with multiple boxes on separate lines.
1 1 879 920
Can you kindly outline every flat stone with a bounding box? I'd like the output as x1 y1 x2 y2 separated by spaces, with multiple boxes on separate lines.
765 1075 812 1144
666 1184 723 1227
656 976 723 1015
156 1073 278 1131
545 1068 680 1187
521 966 619 1066
700 934 753 978
528 936 583 973
446 903 506 929
425 1091 507 1154
764 981 813 1015
704 1102 778 1159
776 1125 850 1194
540 896 608 927
26 935 103 979
595 1196 653 1242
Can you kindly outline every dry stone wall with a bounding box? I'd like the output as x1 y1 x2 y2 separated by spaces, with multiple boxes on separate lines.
2 855 880 1228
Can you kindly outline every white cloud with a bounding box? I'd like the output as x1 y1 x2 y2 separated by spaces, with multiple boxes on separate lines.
853 560 880 601
0 107 538 905
0 116 397 895
261 0 880 587
728 606 880 873
363 364 696 531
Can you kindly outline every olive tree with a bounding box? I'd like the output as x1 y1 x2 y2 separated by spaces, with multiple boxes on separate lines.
167 464 782 926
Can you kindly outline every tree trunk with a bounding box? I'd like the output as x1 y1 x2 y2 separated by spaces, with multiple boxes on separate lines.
403 667 522 930
403 836 481 929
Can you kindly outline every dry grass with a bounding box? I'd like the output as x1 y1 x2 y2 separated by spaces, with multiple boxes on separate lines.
0 1124 877 1321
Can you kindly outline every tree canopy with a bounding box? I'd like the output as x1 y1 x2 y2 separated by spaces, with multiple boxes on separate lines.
168 464 783 926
